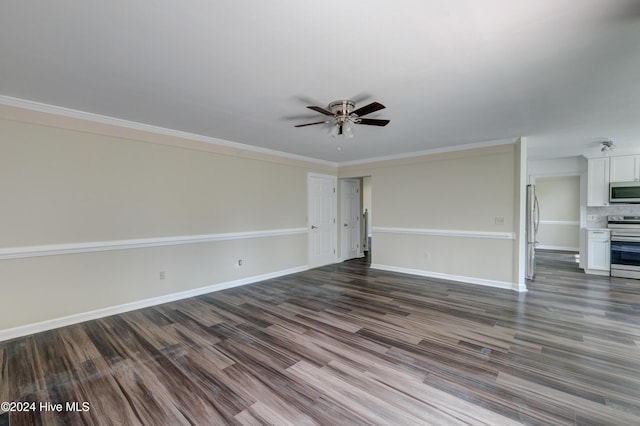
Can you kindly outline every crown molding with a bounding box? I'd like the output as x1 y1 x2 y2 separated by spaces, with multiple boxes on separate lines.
337 137 519 167
0 95 525 169
0 95 338 168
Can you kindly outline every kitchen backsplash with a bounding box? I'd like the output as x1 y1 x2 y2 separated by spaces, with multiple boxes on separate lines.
587 205 640 228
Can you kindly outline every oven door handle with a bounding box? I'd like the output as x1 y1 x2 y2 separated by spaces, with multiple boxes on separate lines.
611 236 639 242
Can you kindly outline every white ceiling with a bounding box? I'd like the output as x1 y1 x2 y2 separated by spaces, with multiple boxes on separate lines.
2 0 640 164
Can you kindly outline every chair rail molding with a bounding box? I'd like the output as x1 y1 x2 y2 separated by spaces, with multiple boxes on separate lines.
0 228 308 260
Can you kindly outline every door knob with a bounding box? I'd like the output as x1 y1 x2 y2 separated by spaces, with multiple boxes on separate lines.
311 225 318 229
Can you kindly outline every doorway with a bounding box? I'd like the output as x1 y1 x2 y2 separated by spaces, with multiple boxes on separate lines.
339 176 372 264
340 178 361 261
533 176 581 252
362 176 372 260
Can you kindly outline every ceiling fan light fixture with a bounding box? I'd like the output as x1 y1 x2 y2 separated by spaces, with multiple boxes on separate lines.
344 124 354 139
329 121 354 139
601 140 614 152
329 123 339 138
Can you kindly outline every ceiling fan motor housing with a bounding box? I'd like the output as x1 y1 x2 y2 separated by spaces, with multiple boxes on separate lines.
329 100 356 116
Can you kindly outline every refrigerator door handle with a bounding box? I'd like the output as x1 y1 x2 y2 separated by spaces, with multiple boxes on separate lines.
533 196 540 235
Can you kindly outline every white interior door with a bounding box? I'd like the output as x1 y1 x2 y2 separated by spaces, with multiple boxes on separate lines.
308 173 337 268
341 178 361 261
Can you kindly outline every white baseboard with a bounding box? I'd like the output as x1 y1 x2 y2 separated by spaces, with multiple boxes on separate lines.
536 245 579 252
0 265 308 342
584 268 610 276
370 263 522 292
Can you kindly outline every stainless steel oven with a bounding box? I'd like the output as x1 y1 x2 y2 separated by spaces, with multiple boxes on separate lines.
608 215 640 279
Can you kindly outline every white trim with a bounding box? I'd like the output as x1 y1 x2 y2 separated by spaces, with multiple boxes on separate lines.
0 228 307 260
0 96 520 169
338 137 518 167
515 137 528 292
340 178 362 261
584 268 610 276
538 220 580 226
0 265 308 342
372 227 515 240
0 95 337 167
583 148 640 160
536 245 579 252
370 263 524 292
307 172 338 179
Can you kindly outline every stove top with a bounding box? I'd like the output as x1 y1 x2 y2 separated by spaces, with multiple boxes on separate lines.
608 215 640 223
609 216 640 230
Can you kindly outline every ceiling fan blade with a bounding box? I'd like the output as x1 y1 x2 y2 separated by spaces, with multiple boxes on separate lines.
283 113 327 121
294 120 330 127
351 101 385 117
350 92 372 105
358 118 390 126
307 106 334 116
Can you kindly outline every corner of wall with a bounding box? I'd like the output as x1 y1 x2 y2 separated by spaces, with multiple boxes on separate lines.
513 137 528 289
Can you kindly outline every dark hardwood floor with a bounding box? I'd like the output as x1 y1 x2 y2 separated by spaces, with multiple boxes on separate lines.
2 250 640 425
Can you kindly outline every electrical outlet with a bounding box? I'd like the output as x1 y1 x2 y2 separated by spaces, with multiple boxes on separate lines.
494 216 505 225
159 271 166 280
587 215 598 221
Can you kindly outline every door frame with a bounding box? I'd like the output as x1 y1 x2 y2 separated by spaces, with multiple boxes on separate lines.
340 178 362 261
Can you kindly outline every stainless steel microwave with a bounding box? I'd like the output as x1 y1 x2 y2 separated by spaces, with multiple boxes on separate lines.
610 181 640 203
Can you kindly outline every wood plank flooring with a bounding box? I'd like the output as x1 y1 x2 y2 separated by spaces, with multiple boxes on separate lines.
2 250 640 425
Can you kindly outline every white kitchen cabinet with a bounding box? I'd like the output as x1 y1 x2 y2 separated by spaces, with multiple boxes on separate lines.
587 158 610 206
586 229 610 275
610 155 640 182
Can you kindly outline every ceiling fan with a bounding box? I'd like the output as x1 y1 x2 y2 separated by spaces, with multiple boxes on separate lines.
294 99 390 138
601 140 615 152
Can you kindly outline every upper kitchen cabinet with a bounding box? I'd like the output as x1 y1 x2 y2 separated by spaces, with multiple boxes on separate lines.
587 157 610 206
610 155 640 182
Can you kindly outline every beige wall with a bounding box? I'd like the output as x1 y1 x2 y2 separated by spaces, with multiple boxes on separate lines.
0 110 333 332
2 120 309 245
535 176 580 250
1 105 524 334
340 144 519 287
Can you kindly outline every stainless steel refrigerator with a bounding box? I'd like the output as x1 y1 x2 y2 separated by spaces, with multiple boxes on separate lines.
526 184 540 280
